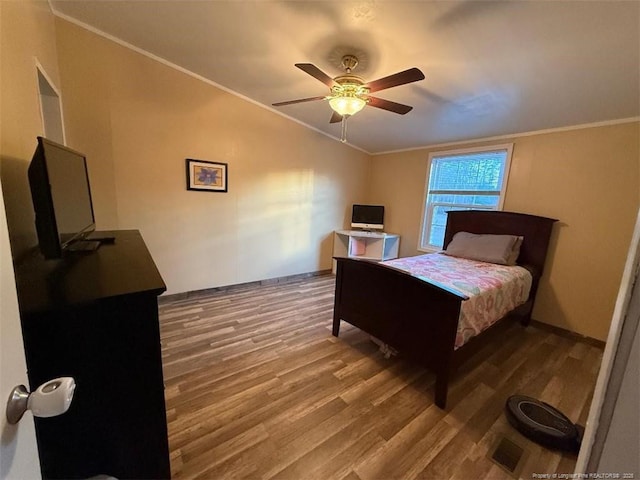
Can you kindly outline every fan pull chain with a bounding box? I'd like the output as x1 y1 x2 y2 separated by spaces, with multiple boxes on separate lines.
341 115 349 143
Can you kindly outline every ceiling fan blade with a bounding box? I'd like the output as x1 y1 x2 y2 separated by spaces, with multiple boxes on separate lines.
367 96 413 115
329 111 342 124
295 63 338 88
365 68 425 93
272 96 326 107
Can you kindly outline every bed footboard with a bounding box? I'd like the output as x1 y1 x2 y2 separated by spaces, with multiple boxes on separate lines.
332 257 467 408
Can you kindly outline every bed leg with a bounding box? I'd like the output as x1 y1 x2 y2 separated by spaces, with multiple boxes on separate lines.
518 303 534 326
435 374 449 409
520 312 532 327
332 316 341 337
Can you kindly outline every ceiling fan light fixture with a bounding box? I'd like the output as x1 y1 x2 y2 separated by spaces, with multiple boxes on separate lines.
329 95 367 116
273 56 424 133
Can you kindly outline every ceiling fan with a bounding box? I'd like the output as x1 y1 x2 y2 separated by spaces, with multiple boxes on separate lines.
273 55 425 142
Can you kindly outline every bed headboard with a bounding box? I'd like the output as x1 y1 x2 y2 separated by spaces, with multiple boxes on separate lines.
443 210 557 276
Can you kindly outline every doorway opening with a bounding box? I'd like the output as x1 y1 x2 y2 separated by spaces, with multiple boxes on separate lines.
36 62 65 144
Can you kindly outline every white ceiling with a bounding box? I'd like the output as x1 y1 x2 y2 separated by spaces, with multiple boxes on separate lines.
51 1 640 154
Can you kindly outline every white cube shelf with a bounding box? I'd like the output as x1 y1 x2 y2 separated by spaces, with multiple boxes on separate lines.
332 230 400 273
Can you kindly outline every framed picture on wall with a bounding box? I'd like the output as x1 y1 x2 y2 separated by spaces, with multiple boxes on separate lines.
186 159 228 192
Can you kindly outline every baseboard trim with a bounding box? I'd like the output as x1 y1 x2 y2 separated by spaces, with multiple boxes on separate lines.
159 269 333 304
530 319 606 349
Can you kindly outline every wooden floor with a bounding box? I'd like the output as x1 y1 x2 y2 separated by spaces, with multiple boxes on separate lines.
159 274 603 480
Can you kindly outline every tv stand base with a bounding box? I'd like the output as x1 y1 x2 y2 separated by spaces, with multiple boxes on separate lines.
67 240 101 252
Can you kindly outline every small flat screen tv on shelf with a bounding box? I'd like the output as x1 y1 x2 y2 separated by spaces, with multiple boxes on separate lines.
351 204 384 231
28 136 96 259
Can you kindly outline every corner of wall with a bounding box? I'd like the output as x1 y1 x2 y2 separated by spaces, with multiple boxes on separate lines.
0 0 62 261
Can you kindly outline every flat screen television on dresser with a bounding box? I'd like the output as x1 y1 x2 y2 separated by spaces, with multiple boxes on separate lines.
28 136 96 259
351 204 385 231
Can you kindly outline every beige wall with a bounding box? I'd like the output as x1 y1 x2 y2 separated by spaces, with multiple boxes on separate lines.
0 0 61 473
55 19 370 295
370 122 640 341
54 20 120 230
0 0 62 258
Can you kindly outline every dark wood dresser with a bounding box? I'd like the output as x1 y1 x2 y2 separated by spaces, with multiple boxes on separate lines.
15 230 170 479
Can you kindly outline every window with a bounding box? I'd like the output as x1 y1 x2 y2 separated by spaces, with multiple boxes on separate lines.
419 144 513 250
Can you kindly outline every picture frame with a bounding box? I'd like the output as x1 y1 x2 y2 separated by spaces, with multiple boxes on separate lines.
186 159 228 192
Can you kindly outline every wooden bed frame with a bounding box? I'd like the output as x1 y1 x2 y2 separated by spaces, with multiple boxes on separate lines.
332 210 557 409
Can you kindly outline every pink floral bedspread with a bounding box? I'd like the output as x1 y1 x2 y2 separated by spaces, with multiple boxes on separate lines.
382 253 532 349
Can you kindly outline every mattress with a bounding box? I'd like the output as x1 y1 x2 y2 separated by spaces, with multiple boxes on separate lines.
382 253 532 348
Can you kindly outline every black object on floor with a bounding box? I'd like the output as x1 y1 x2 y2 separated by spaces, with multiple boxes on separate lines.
505 395 583 453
